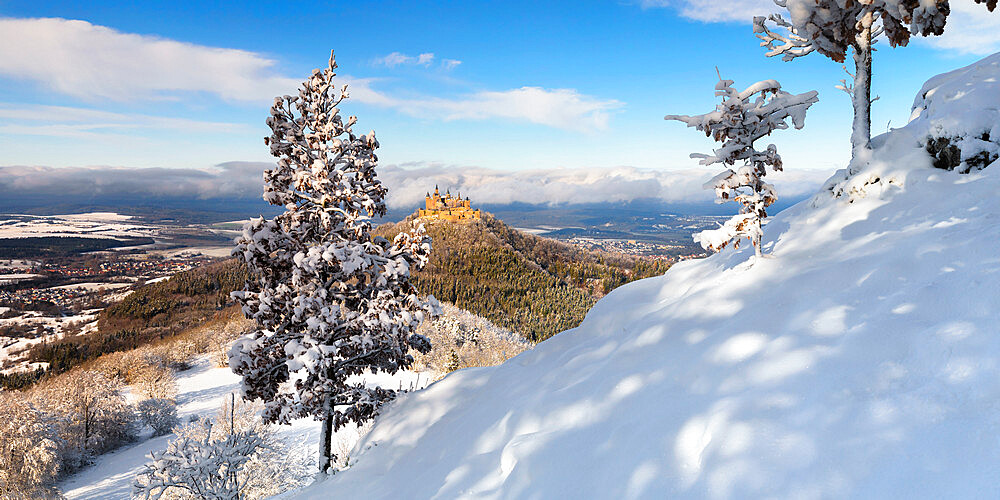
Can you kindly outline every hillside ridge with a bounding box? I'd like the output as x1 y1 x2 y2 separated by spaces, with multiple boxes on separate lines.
375 213 671 341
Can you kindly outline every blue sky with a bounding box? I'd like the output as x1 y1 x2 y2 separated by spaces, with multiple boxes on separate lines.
0 0 997 203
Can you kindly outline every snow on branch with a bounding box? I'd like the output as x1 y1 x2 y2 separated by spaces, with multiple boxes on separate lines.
753 13 815 61
666 75 817 257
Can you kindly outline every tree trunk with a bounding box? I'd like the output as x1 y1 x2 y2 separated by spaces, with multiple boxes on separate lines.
318 412 334 473
850 10 874 171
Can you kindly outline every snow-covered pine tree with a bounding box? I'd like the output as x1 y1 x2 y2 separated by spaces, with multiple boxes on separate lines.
229 50 438 474
753 0 996 166
666 75 817 257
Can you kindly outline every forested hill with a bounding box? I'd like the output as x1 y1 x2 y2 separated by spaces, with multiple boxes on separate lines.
375 213 671 342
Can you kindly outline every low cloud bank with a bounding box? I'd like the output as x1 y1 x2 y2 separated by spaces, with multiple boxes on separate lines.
0 162 834 211
380 163 832 209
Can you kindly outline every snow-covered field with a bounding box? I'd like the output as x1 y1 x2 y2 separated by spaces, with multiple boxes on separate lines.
58 356 434 499
288 54 1000 498
150 245 234 258
0 272 44 284
0 212 156 240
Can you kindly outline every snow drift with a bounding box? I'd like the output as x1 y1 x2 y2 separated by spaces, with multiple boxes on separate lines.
295 54 1000 499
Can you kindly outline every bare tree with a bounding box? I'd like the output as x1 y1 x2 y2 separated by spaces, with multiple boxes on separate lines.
36 370 135 466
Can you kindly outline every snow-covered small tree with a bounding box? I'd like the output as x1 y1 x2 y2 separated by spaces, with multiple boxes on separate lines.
754 0 996 165
230 50 438 473
666 75 817 256
0 392 63 498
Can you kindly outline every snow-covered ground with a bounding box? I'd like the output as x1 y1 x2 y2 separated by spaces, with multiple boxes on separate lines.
0 212 156 239
0 272 44 284
58 356 434 499
290 54 1000 498
149 246 235 258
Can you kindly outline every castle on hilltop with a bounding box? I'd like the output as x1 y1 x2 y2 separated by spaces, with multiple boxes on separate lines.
416 185 482 221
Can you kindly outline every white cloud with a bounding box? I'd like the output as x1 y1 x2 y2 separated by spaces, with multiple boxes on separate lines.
442 59 462 70
0 18 607 132
0 103 248 138
0 17 299 102
0 162 834 208
348 81 623 132
917 0 1000 55
377 163 833 209
638 0 778 23
0 162 265 199
374 51 436 67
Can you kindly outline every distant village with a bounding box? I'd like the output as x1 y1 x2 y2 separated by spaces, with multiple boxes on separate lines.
563 237 708 261
0 255 210 313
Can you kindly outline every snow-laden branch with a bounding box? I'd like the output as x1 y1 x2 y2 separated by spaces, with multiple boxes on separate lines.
753 14 815 61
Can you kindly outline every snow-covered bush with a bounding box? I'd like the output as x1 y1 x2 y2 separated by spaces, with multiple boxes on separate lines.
229 50 438 473
213 395 311 498
137 398 179 437
666 76 817 256
0 392 63 498
133 397 310 500
133 419 263 500
754 0 997 164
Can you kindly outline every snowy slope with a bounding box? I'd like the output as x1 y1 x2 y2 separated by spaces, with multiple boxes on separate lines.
294 55 1000 499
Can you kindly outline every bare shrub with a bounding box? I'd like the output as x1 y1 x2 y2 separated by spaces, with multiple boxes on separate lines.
208 315 255 368
132 361 177 400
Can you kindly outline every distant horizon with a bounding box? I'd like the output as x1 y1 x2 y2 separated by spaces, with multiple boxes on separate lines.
0 161 833 221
